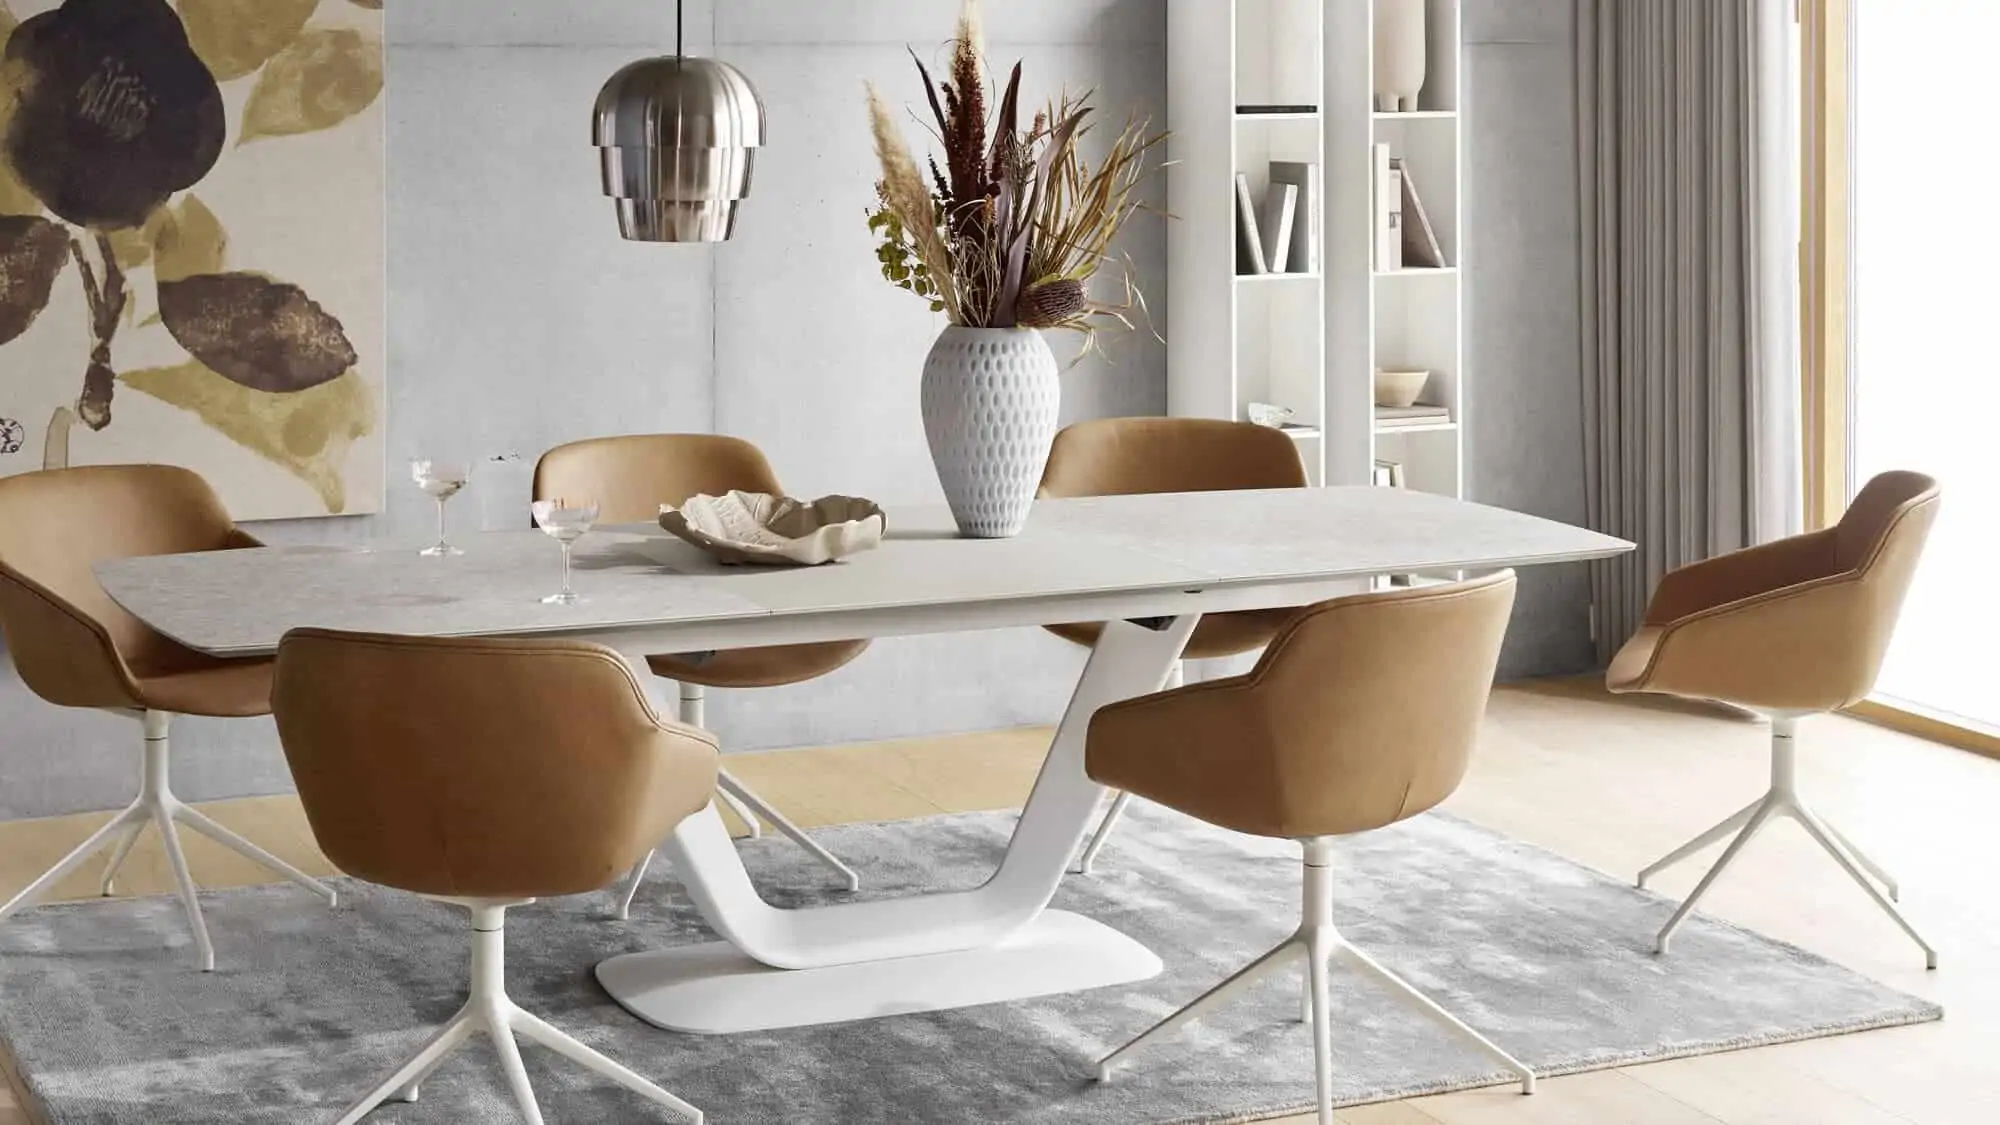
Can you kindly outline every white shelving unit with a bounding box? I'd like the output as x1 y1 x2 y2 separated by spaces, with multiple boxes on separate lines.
1169 0 1466 503
1167 0 1328 485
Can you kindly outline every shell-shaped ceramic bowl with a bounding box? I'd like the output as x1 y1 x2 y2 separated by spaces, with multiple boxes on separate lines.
660 491 885 566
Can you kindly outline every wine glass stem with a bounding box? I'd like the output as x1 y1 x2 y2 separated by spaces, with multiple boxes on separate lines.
434 497 447 552
560 542 574 597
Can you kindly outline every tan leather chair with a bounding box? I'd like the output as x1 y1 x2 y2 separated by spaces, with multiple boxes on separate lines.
273 628 716 1125
1039 417 1310 873
1085 573 1533 1122
1611 470 1941 966
0 465 334 971
534 434 865 914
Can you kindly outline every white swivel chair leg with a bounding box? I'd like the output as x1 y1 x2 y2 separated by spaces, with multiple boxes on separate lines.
1072 792 1131 876
1098 839 1532 1107
715 784 762 839
613 850 655 922
1637 796 1762 889
0 711 337 970
1647 716 1935 967
97 818 147 896
0 804 147 922
1787 802 1937 969
1073 661 1182 877
173 803 337 906
718 772 860 892
1816 817 1901 900
341 903 703 1125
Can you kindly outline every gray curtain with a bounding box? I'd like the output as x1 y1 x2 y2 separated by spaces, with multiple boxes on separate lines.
1575 0 1795 665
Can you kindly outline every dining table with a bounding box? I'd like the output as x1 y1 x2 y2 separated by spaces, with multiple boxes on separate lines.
96 486 1632 1035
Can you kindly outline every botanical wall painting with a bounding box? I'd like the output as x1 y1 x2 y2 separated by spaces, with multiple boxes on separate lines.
0 0 384 518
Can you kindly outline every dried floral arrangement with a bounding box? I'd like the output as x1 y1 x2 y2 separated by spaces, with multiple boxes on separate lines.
864 0 1165 355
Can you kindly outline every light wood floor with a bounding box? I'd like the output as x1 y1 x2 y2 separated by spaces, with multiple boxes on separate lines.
2 682 1996 1124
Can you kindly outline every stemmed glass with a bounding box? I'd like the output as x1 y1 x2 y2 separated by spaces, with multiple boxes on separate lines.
531 498 599 605
411 460 471 557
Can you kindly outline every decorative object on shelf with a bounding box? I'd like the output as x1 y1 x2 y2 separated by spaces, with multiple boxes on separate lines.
593 0 766 242
1269 161 1321 274
1372 459 1407 488
1373 143 1403 270
1235 104 1319 115
1234 172 1268 275
1374 0 1428 112
0 0 387 518
661 491 886 566
865 0 1165 538
1394 157 1447 268
1259 183 1298 273
1247 402 1296 429
1374 368 1431 408
1375 404 1452 430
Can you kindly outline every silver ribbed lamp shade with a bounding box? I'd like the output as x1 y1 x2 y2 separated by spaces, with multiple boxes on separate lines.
593 56 766 242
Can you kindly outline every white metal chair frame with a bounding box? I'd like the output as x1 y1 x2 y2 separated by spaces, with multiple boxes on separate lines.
1640 712 1935 967
336 898 702 1125
0 709 335 971
1096 838 1534 1124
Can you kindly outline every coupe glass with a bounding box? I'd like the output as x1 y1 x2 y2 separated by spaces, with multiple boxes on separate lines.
531 498 599 605
411 460 471 557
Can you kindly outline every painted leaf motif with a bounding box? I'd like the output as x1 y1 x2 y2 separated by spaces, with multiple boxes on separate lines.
122 362 376 514
0 215 70 346
180 0 321 83
240 28 383 145
0 8 38 219
158 272 357 392
152 195 228 281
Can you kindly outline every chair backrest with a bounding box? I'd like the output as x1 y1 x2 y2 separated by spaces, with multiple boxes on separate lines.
0 465 240 708
1826 469 1940 695
1039 417 1308 498
534 434 785 524
1246 571 1516 836
272 629 719 899
1088 572 1516 841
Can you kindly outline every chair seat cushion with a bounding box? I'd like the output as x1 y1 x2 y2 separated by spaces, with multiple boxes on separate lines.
131 655 274 717
1045 608 1298 661
648 640 868 689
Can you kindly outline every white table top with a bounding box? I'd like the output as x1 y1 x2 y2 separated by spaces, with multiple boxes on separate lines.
97 488 1632 658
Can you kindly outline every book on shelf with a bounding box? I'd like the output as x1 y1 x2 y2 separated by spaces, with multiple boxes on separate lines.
1260 182 1297 273
1372 144 1402 271
1375 406 1451 430
1391 157 1447 269
1235 104 1318 115
1267 161 1320 274
1234 172 1268 275
1374 404 1451 429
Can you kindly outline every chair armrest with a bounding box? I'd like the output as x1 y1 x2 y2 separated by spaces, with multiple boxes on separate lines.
1084 674 1264 792
0 568 141 710
223 528 264 550
1645 529 1839 625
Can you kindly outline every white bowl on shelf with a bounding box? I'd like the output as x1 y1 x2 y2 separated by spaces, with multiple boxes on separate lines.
1373 369 1430 409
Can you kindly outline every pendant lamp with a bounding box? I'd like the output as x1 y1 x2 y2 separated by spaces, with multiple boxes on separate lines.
592 0 766 242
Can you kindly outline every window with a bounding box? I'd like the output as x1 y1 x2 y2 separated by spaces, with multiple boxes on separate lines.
1806 0 2000 750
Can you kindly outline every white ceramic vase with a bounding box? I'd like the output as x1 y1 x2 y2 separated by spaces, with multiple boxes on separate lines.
1374 0 1428 112
920 326 1060 539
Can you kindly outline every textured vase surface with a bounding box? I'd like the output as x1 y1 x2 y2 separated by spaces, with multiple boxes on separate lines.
1374 0 1428 112
920 326 1060 539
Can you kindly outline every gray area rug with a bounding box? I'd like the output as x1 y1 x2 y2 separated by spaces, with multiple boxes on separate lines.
0 804 1940 1124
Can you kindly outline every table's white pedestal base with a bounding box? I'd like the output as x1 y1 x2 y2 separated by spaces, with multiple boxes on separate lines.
596 910 1162 1033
